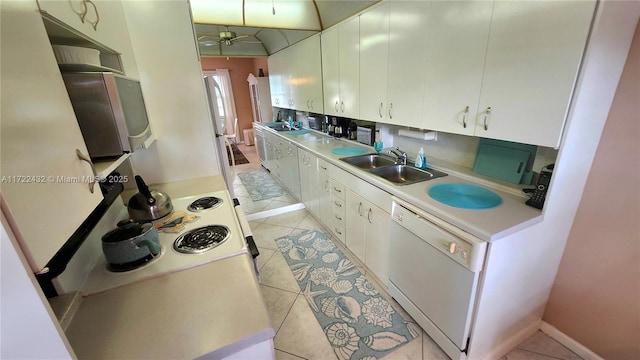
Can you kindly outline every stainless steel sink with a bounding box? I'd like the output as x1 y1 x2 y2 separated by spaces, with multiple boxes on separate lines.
340 154 396 169
369 165 447 185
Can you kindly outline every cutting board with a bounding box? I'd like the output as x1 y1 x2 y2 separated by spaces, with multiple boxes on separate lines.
473 144 531 184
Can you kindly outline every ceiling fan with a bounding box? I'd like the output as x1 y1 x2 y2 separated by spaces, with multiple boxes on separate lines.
197 26 262 47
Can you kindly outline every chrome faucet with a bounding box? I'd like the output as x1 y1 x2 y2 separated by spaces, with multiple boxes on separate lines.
388 146 407 165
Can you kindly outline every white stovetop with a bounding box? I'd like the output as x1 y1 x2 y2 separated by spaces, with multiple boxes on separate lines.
81 190 248 295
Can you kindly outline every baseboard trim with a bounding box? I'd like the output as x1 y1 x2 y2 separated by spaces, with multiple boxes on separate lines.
540 322 604 360
245 203 305 222
477 319 541 360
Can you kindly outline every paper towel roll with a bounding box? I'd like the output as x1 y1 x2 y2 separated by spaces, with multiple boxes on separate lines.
398 128 437 140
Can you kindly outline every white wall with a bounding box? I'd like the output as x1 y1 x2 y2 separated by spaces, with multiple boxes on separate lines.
0 209 74 359
122 1 221 185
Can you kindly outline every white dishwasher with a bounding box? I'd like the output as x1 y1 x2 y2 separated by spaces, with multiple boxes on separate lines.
388 197 487 360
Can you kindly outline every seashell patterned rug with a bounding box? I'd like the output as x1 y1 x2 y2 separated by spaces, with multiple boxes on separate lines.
237 169 286 201
275 229 418 360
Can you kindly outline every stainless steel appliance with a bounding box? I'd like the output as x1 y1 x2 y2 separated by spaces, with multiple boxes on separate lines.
388 197 487 360
204 76 235 197
62 72 152 159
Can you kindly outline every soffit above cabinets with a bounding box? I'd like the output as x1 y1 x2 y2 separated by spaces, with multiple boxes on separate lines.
191 0 380 57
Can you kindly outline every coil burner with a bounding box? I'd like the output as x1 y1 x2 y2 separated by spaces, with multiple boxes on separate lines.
173 225 230 254
187 196 223 212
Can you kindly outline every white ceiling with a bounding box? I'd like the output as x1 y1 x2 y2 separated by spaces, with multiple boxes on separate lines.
191 0 380 57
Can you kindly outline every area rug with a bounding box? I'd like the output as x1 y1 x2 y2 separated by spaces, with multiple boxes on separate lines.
275 229 418 360
237 169 286 201
227 142 249 165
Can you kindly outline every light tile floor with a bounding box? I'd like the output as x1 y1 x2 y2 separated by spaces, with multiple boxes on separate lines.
230 143 582 360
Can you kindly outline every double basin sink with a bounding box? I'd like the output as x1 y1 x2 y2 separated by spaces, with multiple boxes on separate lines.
340 154 447 186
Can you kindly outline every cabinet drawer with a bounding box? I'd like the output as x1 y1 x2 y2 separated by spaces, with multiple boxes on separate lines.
331 180 346 200
332 196 345 218
331 224 346 243
318 158 330 175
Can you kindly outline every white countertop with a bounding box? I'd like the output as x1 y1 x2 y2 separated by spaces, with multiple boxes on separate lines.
258 124 543 242
65 253 274 359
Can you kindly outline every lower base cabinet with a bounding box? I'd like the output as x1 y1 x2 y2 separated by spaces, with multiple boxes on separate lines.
345 189 391 286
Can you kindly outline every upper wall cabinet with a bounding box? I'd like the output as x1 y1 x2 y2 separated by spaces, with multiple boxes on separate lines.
474 0 595 148
268 50 288 108
421 1 493 136
268 34 323 113
360 2 430 129
293 34 324 114
1 0 103 272
322 16 360 118
37 0 139 77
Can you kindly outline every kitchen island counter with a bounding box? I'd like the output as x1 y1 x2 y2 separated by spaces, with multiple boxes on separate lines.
65 252 274 359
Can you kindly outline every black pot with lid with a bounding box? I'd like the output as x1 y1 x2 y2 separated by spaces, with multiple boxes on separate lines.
127 175 173 222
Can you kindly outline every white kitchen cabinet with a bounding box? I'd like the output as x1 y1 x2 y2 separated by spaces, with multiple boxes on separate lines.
321 17 359 118
329 179 346 244
293 34 324 113
298 149 319 217
267 51 287 108
317 159 332 225
359 3 389 123
475 0 595 147
1 0 103 272
345 190 367 262
247 74 273 123
38 0 138 77
268 135 300 200
345 189 391 285
359 2 429 128
421 1 492 136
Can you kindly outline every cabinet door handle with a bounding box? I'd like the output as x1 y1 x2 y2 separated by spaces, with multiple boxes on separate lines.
334 228 343 235
367 208 373 223
483 107 491 130
462 106 469 128
310 100 313 109
388 102 393 120
335 101 339 112
334 201 342 207
340 101 345 113
84 0 100 31
334 214 342 221
357 202 363 216
333 187 342 193
320 165 327 171
76 149 97 194
378 102 383 118
72 0 88 23
324 180 329 191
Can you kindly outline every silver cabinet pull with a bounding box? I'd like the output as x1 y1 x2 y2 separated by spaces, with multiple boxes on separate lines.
483 107 491 130
357 202 363 216
333 187 342 193
334 201 342 207
388 102 393 120
379 102 383 118
334 214 343 221
76 149 97 193
367 208 373 223
340 101 345 113
335 101 339 112
334 228 342 235
463 106 469 128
